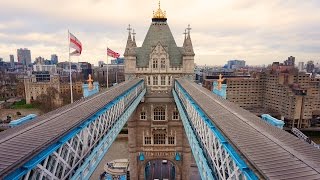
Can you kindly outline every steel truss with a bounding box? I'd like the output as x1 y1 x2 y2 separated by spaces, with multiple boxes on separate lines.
173 81 258 180
13 81 145 180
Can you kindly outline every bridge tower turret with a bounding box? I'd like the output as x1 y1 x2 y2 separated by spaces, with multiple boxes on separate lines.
124 24 137 80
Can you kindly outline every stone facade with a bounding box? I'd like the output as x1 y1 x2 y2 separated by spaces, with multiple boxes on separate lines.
24 74 83 105
124 4 194 180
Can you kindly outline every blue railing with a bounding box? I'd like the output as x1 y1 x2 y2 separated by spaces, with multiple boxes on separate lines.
9 114 37 127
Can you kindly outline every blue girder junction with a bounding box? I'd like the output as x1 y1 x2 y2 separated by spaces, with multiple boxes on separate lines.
174 80 258 180
0 79 145 180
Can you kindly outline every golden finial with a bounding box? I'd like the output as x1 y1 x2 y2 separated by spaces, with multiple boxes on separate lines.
217 74 225 90
87 74 94 90
153 0 166 19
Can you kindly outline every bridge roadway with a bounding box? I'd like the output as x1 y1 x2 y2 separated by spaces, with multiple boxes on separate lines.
0 79 142 178
177 79 320 180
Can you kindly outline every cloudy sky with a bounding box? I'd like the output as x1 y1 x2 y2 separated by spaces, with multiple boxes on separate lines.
0 0 319 66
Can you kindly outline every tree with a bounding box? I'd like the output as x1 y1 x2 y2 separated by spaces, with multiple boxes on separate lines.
32 87 59 113
60 90 83 105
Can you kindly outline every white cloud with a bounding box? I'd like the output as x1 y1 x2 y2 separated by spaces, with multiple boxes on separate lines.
0 0 319 65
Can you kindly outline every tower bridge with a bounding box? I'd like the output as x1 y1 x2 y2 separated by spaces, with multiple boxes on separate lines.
1 2 320 180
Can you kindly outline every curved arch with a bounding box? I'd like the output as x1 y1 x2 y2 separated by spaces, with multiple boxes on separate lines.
140 158 181 180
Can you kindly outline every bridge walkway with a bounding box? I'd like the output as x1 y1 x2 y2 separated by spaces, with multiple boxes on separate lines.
0 79 142 178
177 78 320 180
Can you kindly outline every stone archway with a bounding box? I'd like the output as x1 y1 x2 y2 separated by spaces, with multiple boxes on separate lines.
139 158 181 180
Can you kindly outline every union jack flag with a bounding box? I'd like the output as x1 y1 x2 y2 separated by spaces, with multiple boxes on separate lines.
107 48 120 58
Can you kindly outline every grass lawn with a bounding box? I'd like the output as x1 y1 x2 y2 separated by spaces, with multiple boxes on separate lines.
11 99 38 109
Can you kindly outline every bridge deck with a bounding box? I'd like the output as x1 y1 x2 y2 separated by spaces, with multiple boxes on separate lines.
0 79 142 178
177 79 320 180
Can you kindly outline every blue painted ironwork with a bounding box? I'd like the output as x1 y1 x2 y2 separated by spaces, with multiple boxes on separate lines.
5 80 145 180
174 80 258 180
71 88 146 180
83 82 99 98
212 81 227 99
173 89 215 180
174 152 181 161
9 114 37 127
261 114 285 129
139 152 145 161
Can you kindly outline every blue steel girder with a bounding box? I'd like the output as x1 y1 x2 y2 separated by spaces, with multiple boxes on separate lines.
174 80 258 180
5 80 145 180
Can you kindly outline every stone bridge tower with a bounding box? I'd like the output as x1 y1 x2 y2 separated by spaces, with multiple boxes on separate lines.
124 2 195 179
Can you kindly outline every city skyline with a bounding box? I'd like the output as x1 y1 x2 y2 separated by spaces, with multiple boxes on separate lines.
0 0 320 66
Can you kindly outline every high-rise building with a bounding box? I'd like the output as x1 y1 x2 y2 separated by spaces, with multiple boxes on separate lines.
306 61 315 73
17 48 31 66
9 55 14 68
285 56 295 66
298 61 304 72
51 54 58 64
227 59 246 69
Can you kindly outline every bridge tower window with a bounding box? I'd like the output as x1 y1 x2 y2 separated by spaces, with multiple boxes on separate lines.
140 111 146 120
147 76 151 85
153 58 158 69
153 106 165 120
153 76 158 85
161 58 166 69
154 133 166 144
161 76 166 85
173 110 179 120
168 136 175 145
144 136 152 144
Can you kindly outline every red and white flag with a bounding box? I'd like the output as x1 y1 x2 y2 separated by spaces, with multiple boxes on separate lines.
69 32 82 56
107 48 120 58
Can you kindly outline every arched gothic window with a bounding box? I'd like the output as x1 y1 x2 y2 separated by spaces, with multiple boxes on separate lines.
153 106 166 120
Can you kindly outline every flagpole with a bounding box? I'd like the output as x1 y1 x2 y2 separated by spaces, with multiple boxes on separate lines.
106 46 109 89
68 30 74 103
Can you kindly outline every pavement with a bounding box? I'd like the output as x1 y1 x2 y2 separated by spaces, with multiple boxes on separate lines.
90 139 129 180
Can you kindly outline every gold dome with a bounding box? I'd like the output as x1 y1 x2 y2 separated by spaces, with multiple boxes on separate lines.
153 1 166 19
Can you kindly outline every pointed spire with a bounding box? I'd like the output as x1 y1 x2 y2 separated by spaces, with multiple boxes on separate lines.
183 29 187 47
132 29 137 47
124 24 135 56
183 24 194 56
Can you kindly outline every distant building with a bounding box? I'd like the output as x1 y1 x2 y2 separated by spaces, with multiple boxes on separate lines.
17 48 31 66
98 61 104 67
227 60 246 69
24 72 83 104
34 56 45 65
205 70 320 128
10 55 14 68
111 58 124 65
33 64 57 74
51 54 58 65
93 64 125 87
298 62 304 72
306 61 315 73
285 56 295 66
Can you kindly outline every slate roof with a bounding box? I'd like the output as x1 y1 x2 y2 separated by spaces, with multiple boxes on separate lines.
136 21 183 68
